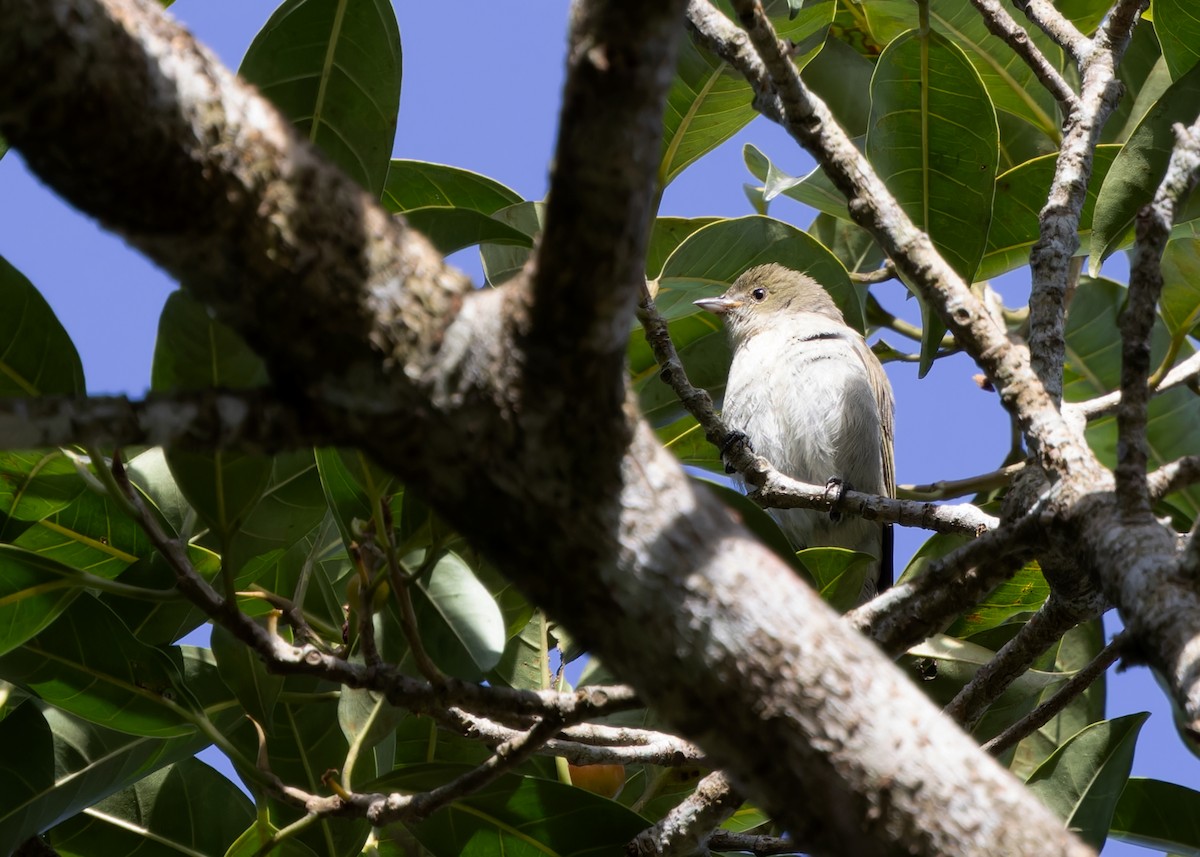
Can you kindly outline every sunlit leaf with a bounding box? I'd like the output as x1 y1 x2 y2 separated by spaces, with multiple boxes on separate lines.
240 0 401 197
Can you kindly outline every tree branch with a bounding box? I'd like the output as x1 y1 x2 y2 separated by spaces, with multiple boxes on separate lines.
1026 0 1146 404
1011 0 1089 62
983 633 1127 756
627 771 743 856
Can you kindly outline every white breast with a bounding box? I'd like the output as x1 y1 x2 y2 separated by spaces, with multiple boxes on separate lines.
722 315 885 554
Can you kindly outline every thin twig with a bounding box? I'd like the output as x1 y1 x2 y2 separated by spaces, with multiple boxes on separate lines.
1066 351 1200 421
983 633 1128 755
967 0 1078 114
901 462 1024 501
1011 0 1089 62
1148 455 1200 504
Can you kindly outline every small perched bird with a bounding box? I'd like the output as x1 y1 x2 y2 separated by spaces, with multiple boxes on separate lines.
694 263 895 600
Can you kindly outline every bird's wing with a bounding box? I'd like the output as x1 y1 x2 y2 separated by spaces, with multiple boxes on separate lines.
858 336 896 499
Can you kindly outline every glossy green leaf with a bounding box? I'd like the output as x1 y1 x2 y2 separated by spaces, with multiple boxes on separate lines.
0 648 238 852
862 0 1062 140
125 448 195 540
943 562 1049 637
808 212 887 275
743 142 848 221
380 160 531 255
101 545 221 646
0 595 195 737
646 217 720 279
401 207 533 255
409 550 507 678
314 447 394 549
211 622 283 727
153 290 272 541
337 686 406 764
1159 238 1200 336
382 160 521 213
660 0 835 187
981 145 1121 280
227 450 330 575
800 34 875 137
239 0 401 197
1153 0 1200 81
0 255 85 396
13 482 150 580
0 545 85 656
1009 620 1106 780
1107 24 1172 144
797 547 874 612
1026 713 1148 849
225 820 322 857
866 28 998 285
366 764 648 857
1110 777 1200 854
479 201 545 286
1089 60 1200 273
0 450 85 529
45 758 254 857
1064 277 1200 518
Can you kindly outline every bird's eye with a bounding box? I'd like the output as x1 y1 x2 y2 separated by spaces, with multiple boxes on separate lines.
751 287 767 301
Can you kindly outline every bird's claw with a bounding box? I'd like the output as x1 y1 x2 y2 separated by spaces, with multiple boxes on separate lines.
720 430 752 474
824 477 848 523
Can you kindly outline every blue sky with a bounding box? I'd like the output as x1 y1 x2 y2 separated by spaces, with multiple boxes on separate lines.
0 3 1188 853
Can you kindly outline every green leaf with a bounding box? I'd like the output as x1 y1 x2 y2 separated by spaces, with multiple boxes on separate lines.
101 545 221 646
800 34 875 137
1025 713 1148 849
366 764 648 856
480 201 545 286
982 145 1121 280
152 291 272 541
797 547 874 612
1089 59 1200 273
45 758 254 857
660 0 835 187
227 450 331 575
382 160 521 213
0 595 196 737
211 622 283 727
1159 237 1200 337
646 217 720 279
743 142 849 221
1153 0 1200 81
866 28 999 285
1110 777 1200 854
0 255 85 396
409 551 507 678
943 562 1049 637
0 546 85 656
313 447 394 549
401 207 533 255
13 480 150 580
0 649 239 852
1106 24 1172 144
0 450 85 529
239 0 401 197
862 0 1062 140
1009 620 1106 779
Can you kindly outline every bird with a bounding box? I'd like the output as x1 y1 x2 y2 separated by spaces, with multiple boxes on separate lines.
693 263 895 601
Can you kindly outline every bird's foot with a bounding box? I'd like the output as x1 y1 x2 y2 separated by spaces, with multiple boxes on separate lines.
720 430 752 474
824 477 850 523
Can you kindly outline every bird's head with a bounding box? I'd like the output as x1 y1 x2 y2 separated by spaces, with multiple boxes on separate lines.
693 263 845 345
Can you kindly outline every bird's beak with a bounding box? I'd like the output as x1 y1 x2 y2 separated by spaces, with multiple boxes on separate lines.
693 295 741 315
